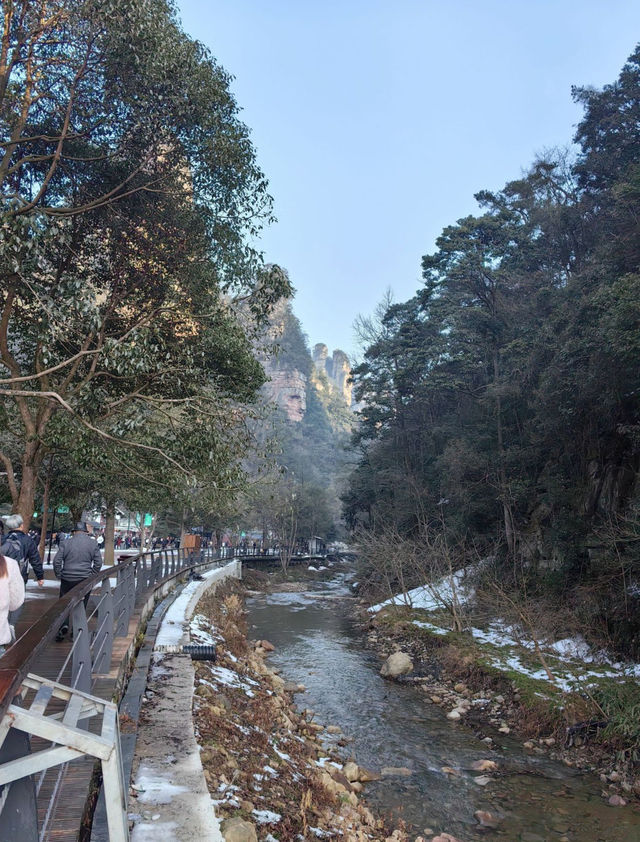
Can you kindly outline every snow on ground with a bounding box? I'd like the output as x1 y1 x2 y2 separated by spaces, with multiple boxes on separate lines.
373 569 640 691
369 566 475 613
252 809 281 824
132 766 188 804
413 616 640 691
154 567 225 647
201 665 259 697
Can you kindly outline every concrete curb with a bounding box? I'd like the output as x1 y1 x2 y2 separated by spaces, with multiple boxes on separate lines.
127 562 241 842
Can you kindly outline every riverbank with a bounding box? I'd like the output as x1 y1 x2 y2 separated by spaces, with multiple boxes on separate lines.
190 580 415 842
360 602 640 810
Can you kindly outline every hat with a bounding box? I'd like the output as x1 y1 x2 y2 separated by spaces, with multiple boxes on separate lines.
73 522 88 532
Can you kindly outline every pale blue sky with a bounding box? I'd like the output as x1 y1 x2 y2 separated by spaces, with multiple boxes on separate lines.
176 1 640 358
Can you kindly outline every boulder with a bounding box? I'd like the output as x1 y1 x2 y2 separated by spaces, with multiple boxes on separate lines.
343 761 359 782
608 794 627 807
221 817 258 842
380 652 413 678
260 639 276 652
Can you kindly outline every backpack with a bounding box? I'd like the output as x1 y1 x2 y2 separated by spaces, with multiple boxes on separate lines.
0 533 27 576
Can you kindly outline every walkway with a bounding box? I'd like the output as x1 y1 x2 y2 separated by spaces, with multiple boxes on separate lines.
14 565 134 841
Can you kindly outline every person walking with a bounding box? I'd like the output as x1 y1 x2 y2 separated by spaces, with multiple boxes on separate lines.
53 522 102 641
0 552 25 655
0 514 44 630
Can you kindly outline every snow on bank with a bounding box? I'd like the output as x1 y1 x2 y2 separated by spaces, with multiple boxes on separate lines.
372 569 640 691
369 566 475 613
155 565 236 648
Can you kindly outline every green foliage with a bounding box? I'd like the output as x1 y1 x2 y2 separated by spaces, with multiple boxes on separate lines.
346 45 640 654
0 0 290 526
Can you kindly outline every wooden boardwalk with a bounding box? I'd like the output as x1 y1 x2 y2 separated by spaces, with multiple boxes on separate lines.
16 566 139 842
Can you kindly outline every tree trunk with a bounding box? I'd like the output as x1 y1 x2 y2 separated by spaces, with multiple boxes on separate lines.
179 508 187 547
38 456 54 558
104 500 116 566
16 459 40 530
493 349 516 557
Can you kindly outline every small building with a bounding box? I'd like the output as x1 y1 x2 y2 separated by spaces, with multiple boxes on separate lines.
308 536 326 556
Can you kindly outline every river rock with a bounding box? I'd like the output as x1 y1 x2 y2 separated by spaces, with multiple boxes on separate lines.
454 682 466 693
431 834 462 842
260 639 275 652
270 673 285 692
326 725 341 734
343 761 359 782
473 775 492 786
221 817 258 842
474 810 500 828
446 710 461 721
283 681 305 693
357 767 381 782
380 651 413 678
608 794 627 806
471 759 498 772
381 766 413 777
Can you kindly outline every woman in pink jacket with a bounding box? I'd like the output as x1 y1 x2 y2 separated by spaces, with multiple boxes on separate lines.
0 553 25 654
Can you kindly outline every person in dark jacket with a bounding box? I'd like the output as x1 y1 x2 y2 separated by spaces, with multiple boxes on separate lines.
53 521 102 640
1 513 44 629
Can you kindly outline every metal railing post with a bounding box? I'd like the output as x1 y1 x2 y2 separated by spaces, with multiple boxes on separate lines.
93 580 114 675
71 602 92 697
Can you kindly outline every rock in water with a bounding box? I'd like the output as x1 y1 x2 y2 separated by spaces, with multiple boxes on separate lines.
474 810 500 828
380 651 413 677
221 817 258 842
381 766 413 777
471 759 498 772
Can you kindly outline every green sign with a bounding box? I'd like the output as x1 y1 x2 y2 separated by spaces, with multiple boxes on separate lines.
56 506 70 514
144 513 153 527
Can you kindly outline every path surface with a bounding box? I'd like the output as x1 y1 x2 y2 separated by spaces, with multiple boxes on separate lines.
15 565 133 842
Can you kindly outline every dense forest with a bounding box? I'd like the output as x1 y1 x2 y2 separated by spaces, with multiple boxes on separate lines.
344 47 640 657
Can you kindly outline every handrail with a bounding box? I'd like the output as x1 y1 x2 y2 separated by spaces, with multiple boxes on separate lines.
0 542 324 719
0 546 215 721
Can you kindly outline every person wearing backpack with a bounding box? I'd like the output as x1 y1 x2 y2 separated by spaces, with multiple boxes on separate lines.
53 521 102 640
0 514 44 629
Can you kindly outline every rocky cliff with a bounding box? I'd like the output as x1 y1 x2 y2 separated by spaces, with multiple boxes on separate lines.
312 343 353 407
258 300 354 424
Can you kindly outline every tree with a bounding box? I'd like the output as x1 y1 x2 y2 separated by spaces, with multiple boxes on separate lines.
0 0 290 524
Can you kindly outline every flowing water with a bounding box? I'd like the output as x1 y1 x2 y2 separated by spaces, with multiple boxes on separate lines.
246 573 640 842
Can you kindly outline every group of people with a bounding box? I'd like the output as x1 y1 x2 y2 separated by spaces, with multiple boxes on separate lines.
0 514 103 652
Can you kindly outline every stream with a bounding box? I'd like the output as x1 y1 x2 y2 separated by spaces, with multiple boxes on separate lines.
246 571 640 842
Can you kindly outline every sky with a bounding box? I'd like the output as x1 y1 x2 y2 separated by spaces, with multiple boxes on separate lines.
176 1 640 359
